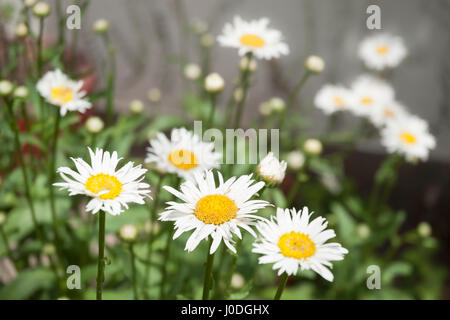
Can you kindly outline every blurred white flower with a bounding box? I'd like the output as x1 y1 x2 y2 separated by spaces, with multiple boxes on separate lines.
86 117 104 133
32 2 51 17
184 63 202 81
417 222 432 238
369 100 408 128
314 84 352 115
380 115 436 161
201 33 215 47
239 56 258 72
37 69 91 116
15 22 28 37
303 139 323 155
358 34 408 71
287 151 305 170
0 80 14 96
231 273 245 289
268 97 286 113
120 224 138 242
253 207 348 280
348 75 394 118
129 99 144 113
357 224 371 239
93 19 109 33
218 16 289 60
257 152 287 185
147 88 161 103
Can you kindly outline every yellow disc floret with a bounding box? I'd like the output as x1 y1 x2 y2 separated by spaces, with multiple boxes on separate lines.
51 87 74 104
376 45 389 55
361 97 373 105
278 231 316 260
333 96 344 107
85 173 122 200
240 34 266 48
168 149 199 171
400 132 417 144
194 194 238 225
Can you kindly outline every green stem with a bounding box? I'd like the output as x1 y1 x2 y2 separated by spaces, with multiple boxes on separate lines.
233 52 253 129
159 226 174 299
224 236 244 296
36 17 45 77
274 273 289 300
206 93 217 129
202 237 215 300
143 174 163 299
96 211 106 300
129 243 138 300
0 225 18 270
102 33 116 126
278 71 311 128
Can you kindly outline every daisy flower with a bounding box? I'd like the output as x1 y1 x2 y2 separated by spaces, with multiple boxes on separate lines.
358 33 408 71
256 152 287 185
369 100 408 127
348 75 394 118
54 147 151 216
380 115 436 161
145 128 222 180
160 170 270 254
37 69 92 116
314 84 353 115
253 207 348 281
217 16 289 60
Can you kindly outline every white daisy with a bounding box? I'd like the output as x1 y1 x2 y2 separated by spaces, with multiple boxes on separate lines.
348 75 394 118
314 84 353 115
380 115 436 161
160 170 271 254
54 148 151 216
256 152 287 185
253 207 348 281
369 100 408 128
217 16 289 60
358 33 408 71
37 69 92 116
145 128 222 180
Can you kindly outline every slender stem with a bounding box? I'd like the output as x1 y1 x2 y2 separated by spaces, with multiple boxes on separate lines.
4 99 44 245
159 226 174 299
49 110 63 264
278 71 311 128
0 225 18 270
143 174 163 299
36 17 44 77
287 160 308 206
274 273 289 300
224 236 244 295
129 243 138 300
102 33 116 126
206 93 217 129
96 211 106 300
233 52 253 129
202 237 215 300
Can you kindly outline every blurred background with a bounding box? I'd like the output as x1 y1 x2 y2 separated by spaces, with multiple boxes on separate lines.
1 0 449 299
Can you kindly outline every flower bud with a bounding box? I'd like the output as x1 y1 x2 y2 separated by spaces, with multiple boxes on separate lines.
0 212 6 225
191 19 208 35
86 116 104 133
129 99 144 114
287 151 305 170
233 88 244 103
417 222 431 238
204 73 225 93
257 152 287 185
0 80 14 96
357 224 371 239
184 63 202 81
305 55 325 74
201 33 214 47
239 56 257 72
259 102 272 116
15 23 28 38
93 19 109 34
231 273 245 289
303 139 323 155
24 0 37 8
43 243 56 255
147 88 161 103
269 97 285 113
14 86 29 99
32 2 51 17
120 224 138 242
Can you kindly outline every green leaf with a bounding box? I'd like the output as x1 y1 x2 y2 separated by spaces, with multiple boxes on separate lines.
0 267 56 299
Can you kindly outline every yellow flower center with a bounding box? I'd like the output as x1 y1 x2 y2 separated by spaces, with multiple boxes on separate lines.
384 108 395 117
400 132 417 144
85 173 122 200
278 231 316 260
51 87 74 104
194 194 238 225
333 96 345 107
361 97 373 105
376 45 389 55
240 34 266 48
168 149 199 171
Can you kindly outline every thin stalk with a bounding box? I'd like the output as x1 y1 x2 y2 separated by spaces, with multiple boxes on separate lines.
96 211 106 300
159 226 174 299
101 33 116 126
224 236 244 295
0 224 18 270
48 109 63 265
202 237 215 300
143 174 163 299
278 71 311 128
232 52 253 129
36 17 45 77
206 93 217 129
129 243 138 300
274 273 289 300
